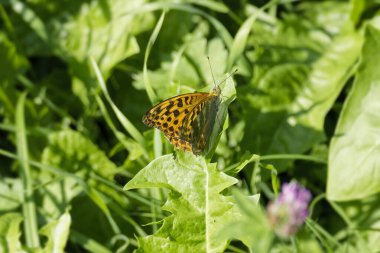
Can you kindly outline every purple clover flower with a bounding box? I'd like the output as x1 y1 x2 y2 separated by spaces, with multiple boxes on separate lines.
267 181 312 238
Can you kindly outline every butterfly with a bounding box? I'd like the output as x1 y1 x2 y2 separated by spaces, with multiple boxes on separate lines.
142 86 222 155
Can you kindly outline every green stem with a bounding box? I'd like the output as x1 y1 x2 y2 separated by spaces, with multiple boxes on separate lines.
260 154 326 164
16 92 40 248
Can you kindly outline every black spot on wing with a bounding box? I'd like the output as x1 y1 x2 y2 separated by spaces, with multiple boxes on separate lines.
173 110 179 116
177 99 183 107
184 96 190 105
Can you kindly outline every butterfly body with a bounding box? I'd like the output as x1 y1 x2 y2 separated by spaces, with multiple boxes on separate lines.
143 86 221 155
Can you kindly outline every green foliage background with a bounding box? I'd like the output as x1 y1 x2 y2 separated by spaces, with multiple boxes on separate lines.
1 0 380 252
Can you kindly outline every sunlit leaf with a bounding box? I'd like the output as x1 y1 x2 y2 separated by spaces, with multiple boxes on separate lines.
239 3 363 168
40 211 71 253
124 152 242 253
0 213 23 253
327 25 380 201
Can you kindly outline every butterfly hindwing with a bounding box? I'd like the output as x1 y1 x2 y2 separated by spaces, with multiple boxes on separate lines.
187 95 221 155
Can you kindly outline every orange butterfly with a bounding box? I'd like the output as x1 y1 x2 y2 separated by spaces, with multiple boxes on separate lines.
142 86 221 155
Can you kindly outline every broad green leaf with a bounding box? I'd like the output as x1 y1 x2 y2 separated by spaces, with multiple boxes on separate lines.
40 130 122 236
55 0 145 75
57 0 146 110
11 0 149 111
0 213 23 253
124 152 241 253
292 32 363 129
40 211 71 253
40 130 119 217
218 190 272 252
41 130 118 178
239 3 363 167
327 25 380 201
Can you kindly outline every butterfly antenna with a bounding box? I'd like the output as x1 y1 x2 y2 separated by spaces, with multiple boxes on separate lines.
218 68 238 100
218 68 238 87
207 56 217 88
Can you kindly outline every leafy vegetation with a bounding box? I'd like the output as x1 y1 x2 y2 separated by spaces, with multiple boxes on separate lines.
1 0 380 252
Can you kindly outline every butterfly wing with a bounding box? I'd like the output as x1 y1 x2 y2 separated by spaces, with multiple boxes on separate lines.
142 92 210 151
180 94 221 155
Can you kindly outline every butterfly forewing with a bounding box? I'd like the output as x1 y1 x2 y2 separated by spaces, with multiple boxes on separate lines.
143 92 210 151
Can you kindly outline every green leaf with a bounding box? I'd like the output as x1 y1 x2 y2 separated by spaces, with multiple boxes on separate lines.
0 213 23 253
350 0 380 25
218 190 273 252
124 152 241 253
10 0 49 43
0 178 21 211
327 25 380 201
41 129 118 178
227 5 267 71
332 194 380 252
40 211 71 253
239 3 363 167
0 32 28 86
55 0 144 75
40 130 122 234
133 37 229 100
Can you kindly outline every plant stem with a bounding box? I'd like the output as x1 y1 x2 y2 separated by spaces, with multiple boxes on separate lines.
16 92 40 248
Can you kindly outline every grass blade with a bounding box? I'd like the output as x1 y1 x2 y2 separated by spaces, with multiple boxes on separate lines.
10 0 48 43
15 92 40 248
91 58 147 153
143 11 166 104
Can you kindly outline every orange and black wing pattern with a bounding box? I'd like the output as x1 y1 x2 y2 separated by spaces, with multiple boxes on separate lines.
142 87 221 155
